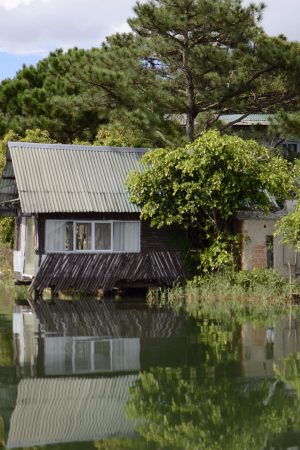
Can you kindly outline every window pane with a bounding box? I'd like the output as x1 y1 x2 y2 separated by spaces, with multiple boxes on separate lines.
66 222 74 251
113 222 140 252
76 223 92 250
94 340 111 371
95 223 111 250
46 221 66 252
266 235 274 269
74 341 91 373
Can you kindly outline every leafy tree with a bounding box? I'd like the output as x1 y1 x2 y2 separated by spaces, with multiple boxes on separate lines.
275 205 300 252
127 0 300 141
1 2 300 145
0 49 109 143
127 365 298 449
127 130 294 243
268 110 300 157
73 33 184 147
94 118 150 148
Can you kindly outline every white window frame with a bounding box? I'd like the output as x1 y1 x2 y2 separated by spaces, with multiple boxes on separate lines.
72 338 113 374
45 219 141 254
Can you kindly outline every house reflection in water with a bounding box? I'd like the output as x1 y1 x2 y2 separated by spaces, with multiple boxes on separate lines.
13 300 186 377
242 315 300 379
44 337 140 375
6 300 186 448
7 376 138 449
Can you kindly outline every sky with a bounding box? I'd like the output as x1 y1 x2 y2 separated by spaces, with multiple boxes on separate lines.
0 0 298 81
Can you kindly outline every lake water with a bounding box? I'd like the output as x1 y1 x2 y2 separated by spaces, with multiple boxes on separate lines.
1 289 300 449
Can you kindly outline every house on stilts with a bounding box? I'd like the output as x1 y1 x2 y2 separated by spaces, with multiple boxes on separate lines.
0 142 185 296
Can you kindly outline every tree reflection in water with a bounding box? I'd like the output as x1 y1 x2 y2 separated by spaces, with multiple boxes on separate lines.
127 317 300 450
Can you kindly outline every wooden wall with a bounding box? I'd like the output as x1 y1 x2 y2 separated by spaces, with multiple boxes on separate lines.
31 213 186 293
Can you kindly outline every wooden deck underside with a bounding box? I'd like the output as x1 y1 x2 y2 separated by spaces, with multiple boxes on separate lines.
31 251 185 294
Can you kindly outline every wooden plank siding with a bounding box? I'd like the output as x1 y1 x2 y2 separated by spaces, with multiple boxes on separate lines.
31 251 185 294
31 213 186 293
31 299 184 338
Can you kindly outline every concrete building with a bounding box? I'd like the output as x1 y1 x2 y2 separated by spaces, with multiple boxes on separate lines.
237 201 299 277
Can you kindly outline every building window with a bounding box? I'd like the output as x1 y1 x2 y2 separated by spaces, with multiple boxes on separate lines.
266 235 274 269
45 220 140 253
14 217 22 251
45 220 70 252
76 223 92 250
113 221 140 252
282 142 298 154
66 222 74 251
95 223 111 250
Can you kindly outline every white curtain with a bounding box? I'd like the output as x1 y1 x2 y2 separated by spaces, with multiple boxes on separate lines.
113 222 140 252
95 223 111 250
46 221 66 252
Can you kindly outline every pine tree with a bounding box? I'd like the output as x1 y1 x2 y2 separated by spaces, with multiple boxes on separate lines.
127 0 300 141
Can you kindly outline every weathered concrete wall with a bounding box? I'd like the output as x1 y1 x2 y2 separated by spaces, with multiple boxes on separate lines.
240 218 299 277
242 315 300 378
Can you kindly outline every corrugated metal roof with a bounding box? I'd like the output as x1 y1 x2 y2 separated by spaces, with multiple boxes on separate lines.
219 114 271 126
7 142 147 214
7 376 138 448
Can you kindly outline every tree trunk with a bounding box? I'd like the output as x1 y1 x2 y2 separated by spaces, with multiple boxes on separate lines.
182 44 196 142
186 111 195 142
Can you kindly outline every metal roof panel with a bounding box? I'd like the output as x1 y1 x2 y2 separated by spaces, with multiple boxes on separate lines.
219 114 271 126
8 142 146 214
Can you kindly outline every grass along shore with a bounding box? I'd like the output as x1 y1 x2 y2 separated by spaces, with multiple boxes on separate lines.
147 269 297 320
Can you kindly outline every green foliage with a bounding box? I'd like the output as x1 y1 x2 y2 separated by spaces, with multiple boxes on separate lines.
129 0 300 140
275 202 300 251
0 2 299 144
0 48 107 143
0 314 13 367
127 365 297 450
275 352 300 400
147 269 290 315
93 439 153 450
233 268 288 292
197 234 238 273
94 121 149 148
127 130 294 239
0 220 14 249
269 110 300 158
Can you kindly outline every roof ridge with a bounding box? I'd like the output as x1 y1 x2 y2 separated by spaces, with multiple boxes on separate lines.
7 141 148 153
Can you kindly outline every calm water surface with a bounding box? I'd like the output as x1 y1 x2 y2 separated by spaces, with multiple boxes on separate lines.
1 288 300 449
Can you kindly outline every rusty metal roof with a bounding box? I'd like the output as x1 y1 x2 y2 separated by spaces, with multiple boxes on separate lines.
7 142 147 214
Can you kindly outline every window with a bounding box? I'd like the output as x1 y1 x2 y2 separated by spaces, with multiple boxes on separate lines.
45 220 140 253
76 223 92 250
94 341 111 371
66 222 74 251
45 220 73 252
95 223 111 250
266 235 274 269
14 217 22 251
113 222 140 252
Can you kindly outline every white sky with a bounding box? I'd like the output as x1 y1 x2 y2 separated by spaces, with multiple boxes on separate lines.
0 0 298 79
0 0 298 55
